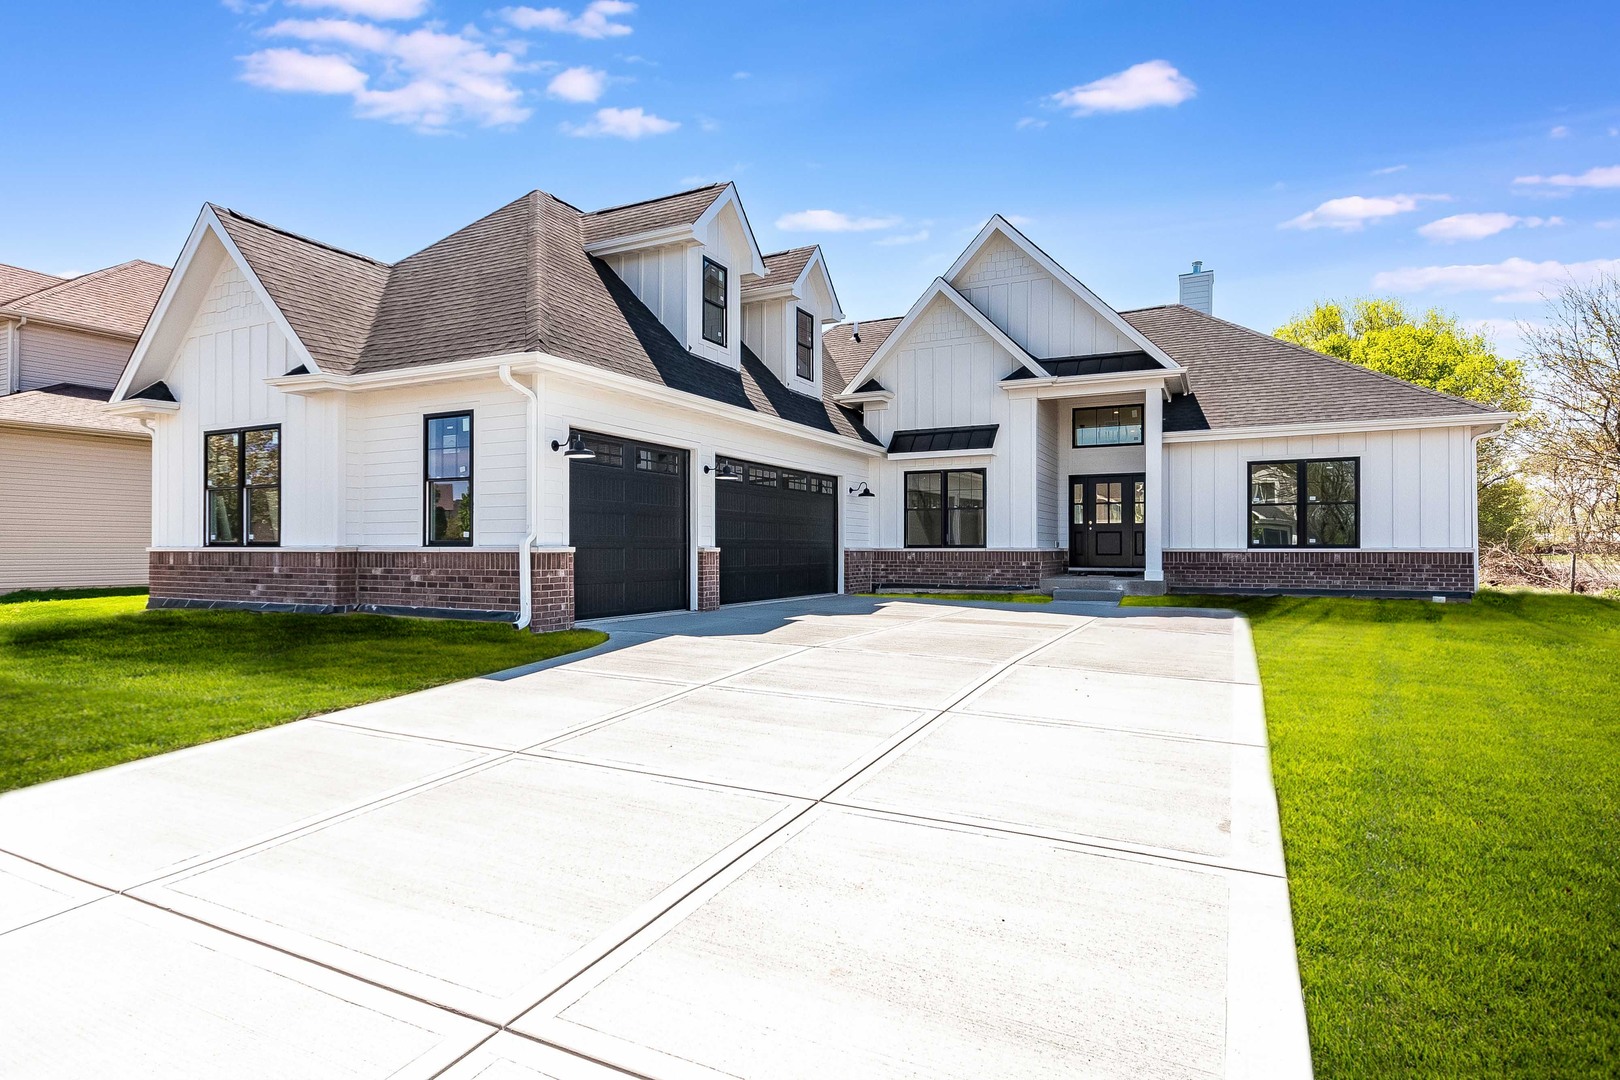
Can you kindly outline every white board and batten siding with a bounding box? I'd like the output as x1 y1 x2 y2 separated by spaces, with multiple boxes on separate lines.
18 324 134 391
1164 427 1478 551
0 429 150 591
604 246 688 347
148 262 346 548
950 233 1134 359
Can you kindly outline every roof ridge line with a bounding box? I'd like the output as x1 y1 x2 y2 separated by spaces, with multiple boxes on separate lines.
210 204 392 269
587 181 727 217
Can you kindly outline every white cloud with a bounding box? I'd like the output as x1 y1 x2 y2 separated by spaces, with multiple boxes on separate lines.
1550 124 1571 138
502 1 634 38
546 65 606 102
1418 212 1562 242
775 209 902 232
1371 164 1408 175
1050 60 1195 116
561 105 677 138
732 71 750 80
1597 219 1620 230
285 0 427 17
1372 256 1620 302
1015 116 1047 131
874 230 930 246
265 17 393 50
1513 165 1620 189
1281 193 1449 231
241 48 369 94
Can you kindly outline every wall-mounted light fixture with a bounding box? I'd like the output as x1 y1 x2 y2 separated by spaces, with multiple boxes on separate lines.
704 462 743 481
550 433 595 460
848 482 876 498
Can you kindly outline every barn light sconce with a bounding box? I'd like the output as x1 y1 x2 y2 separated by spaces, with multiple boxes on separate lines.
705 462 743 481
848 482 876 498
551 433 595 460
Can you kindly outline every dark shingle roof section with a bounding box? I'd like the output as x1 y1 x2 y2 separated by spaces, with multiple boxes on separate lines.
854 379 886 394
212 191 876 444
1122 305 1497 432
0 264 66 305
744 246 816 297
1003 350 1161 380
0 383 148 436
581 184 727 247
822 316 903 392
1 261 169 339
888 425 998 453
212 207 389 377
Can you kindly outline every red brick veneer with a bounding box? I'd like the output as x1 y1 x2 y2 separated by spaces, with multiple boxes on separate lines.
697 548 720 612
1163 550 1475 595
355 551 518 614
844 549 1068 592
148 549 357 611
529 550 575 632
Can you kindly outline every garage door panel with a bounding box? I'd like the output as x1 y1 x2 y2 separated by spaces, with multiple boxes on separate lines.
716 458 838 605
571 434 688 620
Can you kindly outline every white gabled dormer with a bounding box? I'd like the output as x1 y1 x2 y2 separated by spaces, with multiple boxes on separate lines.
741 245 844 397
584 182 765 372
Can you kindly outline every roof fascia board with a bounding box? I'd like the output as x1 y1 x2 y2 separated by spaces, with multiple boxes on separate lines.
583 223 700 258
1002 371 1178 398
796 247 844 322
0 418 151 440
199 207 322 377
843 278 1046 392
695 183 767 277
1161 412 1518 442
834 389 895 405
945 215 1183 374
886 447 995 461
103 398 181 417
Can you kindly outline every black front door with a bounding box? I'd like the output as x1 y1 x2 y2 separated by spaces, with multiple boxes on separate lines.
569 433 688 619
1070 474 1146 569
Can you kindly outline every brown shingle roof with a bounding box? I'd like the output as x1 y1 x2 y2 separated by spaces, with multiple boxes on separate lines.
1122 304 1497 432
1 261 169 339
0 383 148 437
0 264 66 306
580 183 727 247
822 316 903 392
209 192 877 444
744 246 816 298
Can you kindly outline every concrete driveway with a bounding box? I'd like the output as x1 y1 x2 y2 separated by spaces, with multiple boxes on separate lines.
0 595 1310 1079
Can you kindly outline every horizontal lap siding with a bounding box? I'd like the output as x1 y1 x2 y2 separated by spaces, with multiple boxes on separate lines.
17 324 133 392
0 430 150 591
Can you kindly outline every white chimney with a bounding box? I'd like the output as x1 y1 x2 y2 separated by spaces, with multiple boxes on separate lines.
1178 260 1213 314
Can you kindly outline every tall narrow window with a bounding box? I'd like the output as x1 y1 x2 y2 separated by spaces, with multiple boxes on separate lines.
795 307 814 380
905 469 986 548
1248 458 1358 548
701 257 727 346
425 412 473 545
205 425 280 546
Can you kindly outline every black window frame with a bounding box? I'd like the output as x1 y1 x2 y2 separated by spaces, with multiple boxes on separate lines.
904 468 988 549
203 424 281 548
795 307 815 381
1072 404 1145 448
423 411 475 547
1247 456 1360 549
701 257 728 347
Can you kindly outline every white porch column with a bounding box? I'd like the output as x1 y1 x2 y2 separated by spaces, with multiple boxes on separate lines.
1143 388 1164 582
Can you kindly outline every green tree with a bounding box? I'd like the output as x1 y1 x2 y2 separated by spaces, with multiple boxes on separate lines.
1275 298 1533 545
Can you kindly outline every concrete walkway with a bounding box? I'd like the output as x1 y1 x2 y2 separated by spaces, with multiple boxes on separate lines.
0 595 1310 1079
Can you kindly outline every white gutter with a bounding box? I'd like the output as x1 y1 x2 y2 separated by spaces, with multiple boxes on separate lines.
498 364 539 631
1161 411 1518 442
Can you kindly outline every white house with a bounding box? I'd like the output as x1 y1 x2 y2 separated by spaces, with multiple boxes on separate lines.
108 183 1510 629
0 259 168 593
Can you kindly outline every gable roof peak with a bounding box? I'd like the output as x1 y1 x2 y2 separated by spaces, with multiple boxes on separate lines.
209 204 392 269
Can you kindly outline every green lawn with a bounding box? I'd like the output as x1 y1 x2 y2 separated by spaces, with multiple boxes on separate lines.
0 591 606 793
1126 590 1620 1078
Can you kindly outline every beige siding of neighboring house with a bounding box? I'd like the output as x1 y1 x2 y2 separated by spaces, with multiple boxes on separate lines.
18 324 135 391
0 429 151 591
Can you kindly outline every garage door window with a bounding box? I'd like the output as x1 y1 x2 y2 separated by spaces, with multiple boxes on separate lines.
905 469 986 548
205 425 280 547
637 447 683 475
579 436 623 467
425 412 473 546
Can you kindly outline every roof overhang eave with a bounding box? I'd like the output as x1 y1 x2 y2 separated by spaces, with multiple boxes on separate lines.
1162 411 1519 442
582 224 701 258
0 417 151 440
1002 369 1184 398
104 398 181 418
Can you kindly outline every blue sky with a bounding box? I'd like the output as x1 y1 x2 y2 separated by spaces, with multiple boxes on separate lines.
4 0 1619 354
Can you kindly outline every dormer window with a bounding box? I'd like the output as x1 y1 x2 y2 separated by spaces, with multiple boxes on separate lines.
702 257 727 346
795 308 814 380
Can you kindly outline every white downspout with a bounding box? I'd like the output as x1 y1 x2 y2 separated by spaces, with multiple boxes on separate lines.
498 364 538 630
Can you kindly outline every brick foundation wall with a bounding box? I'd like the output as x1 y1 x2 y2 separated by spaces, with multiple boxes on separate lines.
1163 550 1475 595
148 548 582 628
697 548 720 612
845 549 1069 592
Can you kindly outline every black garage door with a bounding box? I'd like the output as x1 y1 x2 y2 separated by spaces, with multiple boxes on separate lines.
715 457 839 604
570 433 688 620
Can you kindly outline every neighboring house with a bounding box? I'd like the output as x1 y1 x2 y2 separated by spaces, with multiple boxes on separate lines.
0 260 169 593
108 184 1511 629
